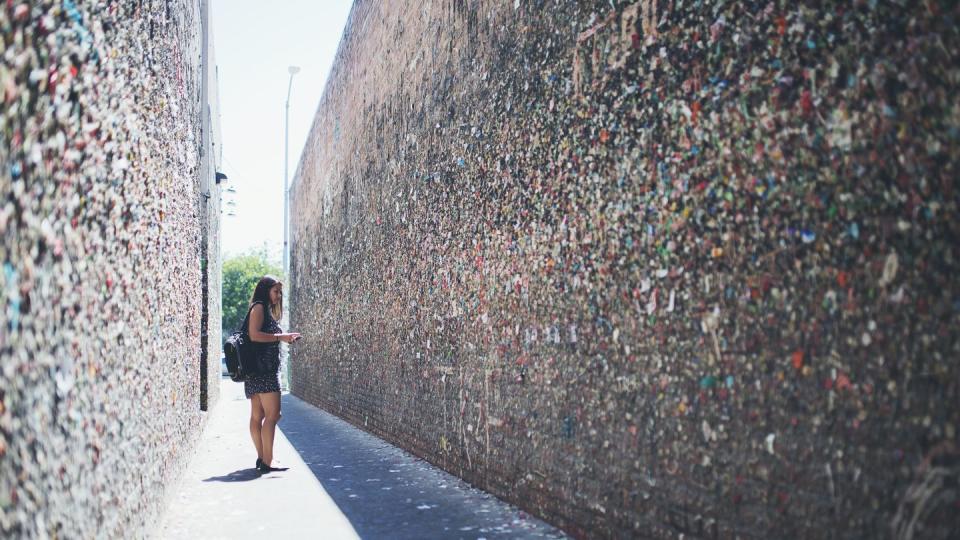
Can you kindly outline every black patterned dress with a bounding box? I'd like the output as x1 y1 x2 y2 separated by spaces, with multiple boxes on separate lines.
244 301 282 399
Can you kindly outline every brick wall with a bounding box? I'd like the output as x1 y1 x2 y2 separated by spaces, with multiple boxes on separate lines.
290 1 960 537
0 1 222 536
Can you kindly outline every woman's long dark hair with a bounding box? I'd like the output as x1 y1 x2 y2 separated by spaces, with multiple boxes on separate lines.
250 275 282 321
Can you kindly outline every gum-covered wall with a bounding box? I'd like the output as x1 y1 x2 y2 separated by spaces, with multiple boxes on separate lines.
291 1 959 537
0 1 218 536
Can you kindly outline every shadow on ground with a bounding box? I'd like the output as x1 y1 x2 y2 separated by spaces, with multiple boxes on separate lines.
279 393 565 540
202 468 261 483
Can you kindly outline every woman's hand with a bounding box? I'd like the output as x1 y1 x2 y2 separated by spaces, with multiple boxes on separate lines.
278 332 302 343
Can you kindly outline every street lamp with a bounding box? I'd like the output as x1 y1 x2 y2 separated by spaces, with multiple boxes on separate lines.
283 65 300 281
282 65 300 393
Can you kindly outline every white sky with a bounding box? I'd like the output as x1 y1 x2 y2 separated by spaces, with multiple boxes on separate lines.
212 0 355 263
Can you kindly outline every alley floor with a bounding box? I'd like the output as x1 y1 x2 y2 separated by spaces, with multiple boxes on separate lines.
156 377 566 539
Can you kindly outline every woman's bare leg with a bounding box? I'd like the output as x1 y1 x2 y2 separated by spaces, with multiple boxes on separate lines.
259 392 282 466
249 394 265 461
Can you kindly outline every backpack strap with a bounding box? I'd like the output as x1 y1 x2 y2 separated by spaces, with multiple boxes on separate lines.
238 301 265 336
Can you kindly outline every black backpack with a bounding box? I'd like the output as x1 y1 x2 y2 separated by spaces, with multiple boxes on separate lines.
223 303 257 382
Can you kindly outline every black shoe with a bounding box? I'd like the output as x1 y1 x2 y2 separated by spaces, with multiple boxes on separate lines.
257 461 289 474
256 458 263 469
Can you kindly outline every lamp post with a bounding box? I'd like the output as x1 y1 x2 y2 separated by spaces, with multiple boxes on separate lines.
283 65 300 281
282 66 300 393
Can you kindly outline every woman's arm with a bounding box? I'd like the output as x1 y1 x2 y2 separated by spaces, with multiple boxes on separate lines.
247 304 298 343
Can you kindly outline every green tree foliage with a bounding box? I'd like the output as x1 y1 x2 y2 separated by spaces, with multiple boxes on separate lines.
222 250 283 338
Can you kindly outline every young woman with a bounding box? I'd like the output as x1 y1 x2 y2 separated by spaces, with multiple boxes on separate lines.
244 275 301 474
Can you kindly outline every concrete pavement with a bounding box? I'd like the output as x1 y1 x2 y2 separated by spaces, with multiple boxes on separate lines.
157 378 565 539
156 377 358 539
